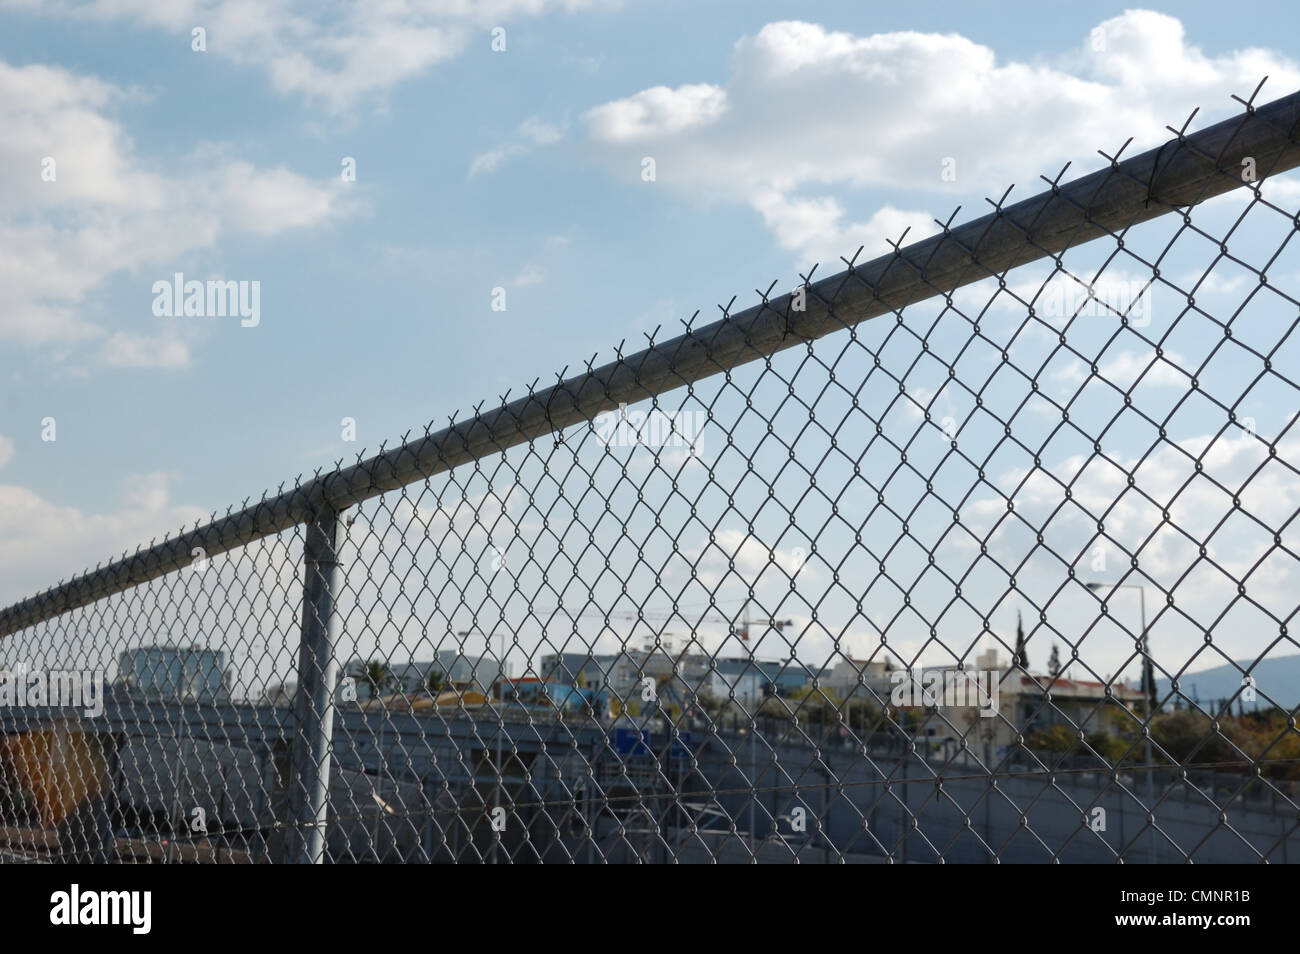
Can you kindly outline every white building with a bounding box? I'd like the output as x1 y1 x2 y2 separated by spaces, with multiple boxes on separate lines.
706 658 766 708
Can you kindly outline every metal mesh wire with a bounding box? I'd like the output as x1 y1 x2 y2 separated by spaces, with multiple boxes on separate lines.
0 530 303 862
2 84 1299 863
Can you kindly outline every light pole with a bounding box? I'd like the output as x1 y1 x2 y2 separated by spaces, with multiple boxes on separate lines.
459 626 507 864
744 612 792 855
1086 581 1157 864
744 614 792 856
982 717 994 864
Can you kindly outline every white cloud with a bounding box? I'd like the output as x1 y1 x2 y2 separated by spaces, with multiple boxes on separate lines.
686 528 814 591
1183 270 1248 296
962 432 1300 616
581 12 1300 268
470 143 528 177
3 0 609 112
1052 348 1190 390
1098 350 1190 389
584 83 728 142
0 472 208 605
469 116 567 177
519 116 564 146
934 427 1300 680
1200 170 1300 213
212 162 347 234
0 58 353 357
0 435 13 472
1261 175 1300 208
348 487 521 575
751 192 937 269
513 263 547 286
100 330 190 369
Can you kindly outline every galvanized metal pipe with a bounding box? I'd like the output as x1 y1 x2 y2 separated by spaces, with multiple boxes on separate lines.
283 509 347 864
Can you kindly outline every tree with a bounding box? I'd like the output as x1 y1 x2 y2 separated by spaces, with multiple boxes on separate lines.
364 659 392 700
696 689 725 718
1026 724 1075 753
1085 731 1129 762
755 694 786 716
426 669 445 694
1143 657 1158 716
1150 709 1238 767
1013 610 1030 671
1048 644 1061 677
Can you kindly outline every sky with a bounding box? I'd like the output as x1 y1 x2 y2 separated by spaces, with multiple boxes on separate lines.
2 2 1300 701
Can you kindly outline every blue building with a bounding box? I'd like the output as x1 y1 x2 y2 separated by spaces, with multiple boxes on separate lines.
755 659 812 697
118 645 229 702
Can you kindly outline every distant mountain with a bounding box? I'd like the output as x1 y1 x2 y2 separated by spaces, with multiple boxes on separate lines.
1155 655 1300 711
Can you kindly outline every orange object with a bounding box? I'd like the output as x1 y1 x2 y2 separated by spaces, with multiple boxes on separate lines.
0 723 107 827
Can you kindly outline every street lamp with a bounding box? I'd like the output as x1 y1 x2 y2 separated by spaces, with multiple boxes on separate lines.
459 626 508 864
1085 582 1154 711
1085 580 1157 864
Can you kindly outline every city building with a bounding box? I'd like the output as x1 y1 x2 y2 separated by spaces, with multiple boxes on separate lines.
896 648 1146 753
346 652 512 701
822 656 892 701
539 652 610 691
541 648 820 707
705 657 766 708
755 658 815 697
117 646 229 702
598 648 680 701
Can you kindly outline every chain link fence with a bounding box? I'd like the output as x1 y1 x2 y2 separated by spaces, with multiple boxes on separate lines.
2 83 1299 864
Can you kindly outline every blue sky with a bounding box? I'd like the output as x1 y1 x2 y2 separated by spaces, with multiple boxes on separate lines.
3 2 1300 698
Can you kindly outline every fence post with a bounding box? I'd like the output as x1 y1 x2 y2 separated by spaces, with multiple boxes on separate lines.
284 507 348 863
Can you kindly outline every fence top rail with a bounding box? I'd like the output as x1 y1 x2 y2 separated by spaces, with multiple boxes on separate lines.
2 86 1298 639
